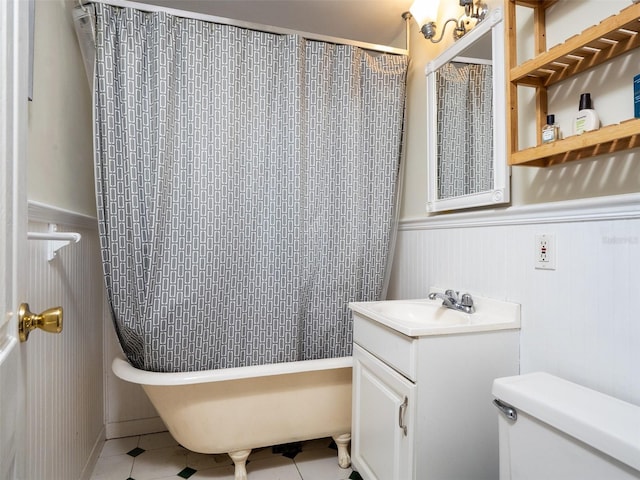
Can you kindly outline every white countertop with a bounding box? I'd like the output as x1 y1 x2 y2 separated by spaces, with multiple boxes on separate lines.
349 295 520 337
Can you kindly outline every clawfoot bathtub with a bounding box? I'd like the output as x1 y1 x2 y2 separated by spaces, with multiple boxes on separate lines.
112 356 352 480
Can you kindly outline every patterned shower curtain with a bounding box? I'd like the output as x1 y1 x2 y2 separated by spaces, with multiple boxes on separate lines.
436 62 493 199
93 4 407 372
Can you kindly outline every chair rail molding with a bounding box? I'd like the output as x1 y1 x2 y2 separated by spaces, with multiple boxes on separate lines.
28 200 97 229
400 193 640 231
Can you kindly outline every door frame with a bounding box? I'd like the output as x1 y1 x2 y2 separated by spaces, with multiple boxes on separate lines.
1 0 29 477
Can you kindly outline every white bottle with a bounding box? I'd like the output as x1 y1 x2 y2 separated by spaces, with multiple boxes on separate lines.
573 93 599 135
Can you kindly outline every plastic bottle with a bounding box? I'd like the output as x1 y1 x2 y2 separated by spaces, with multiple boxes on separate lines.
573 93 599 135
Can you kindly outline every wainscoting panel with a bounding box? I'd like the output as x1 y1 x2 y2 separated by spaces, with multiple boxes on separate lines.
104 321 165 439
388 194 640 405
24 205 105 480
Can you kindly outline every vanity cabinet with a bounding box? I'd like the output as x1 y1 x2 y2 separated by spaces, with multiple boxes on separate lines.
352 344 415 480
350 299 520 480
506 1 640 167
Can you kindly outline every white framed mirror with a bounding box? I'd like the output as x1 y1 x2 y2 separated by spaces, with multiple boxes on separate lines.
425 7 509 213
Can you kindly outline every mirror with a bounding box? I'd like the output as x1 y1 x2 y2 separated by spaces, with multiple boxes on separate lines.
425 8 509 213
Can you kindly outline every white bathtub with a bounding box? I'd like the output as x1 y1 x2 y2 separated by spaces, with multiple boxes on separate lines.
112 356 353 480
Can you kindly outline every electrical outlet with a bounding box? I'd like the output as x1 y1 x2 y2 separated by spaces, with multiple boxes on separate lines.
535 234 556 270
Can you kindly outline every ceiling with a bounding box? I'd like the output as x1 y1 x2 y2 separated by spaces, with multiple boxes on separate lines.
135 0 414 48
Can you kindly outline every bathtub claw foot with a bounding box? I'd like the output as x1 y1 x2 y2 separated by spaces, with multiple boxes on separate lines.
228 449 251 480
332 433 351 468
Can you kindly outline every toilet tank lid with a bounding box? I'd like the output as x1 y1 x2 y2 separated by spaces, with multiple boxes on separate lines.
492 372 640 473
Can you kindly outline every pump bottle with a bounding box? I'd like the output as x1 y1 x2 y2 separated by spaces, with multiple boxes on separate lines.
573 93 599 135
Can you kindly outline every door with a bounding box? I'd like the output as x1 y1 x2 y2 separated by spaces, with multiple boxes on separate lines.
352 344 416 480
1 0 29 477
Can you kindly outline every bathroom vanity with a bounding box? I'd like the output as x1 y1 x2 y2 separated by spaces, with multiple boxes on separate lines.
349 293 520 480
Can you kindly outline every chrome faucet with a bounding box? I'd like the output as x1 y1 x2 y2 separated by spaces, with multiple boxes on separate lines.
428 289 475 314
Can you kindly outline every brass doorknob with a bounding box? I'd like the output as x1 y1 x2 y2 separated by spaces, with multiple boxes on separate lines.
18 303 63 342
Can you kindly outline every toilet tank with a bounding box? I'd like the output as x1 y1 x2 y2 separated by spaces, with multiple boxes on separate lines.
492 372 640 480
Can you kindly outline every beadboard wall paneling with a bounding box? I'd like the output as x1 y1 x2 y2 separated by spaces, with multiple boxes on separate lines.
24 207 104 480
388 194 640 405
104 321 165 438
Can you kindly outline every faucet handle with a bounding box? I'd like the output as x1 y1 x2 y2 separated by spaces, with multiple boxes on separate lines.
444 289 459 301
460 293 474 308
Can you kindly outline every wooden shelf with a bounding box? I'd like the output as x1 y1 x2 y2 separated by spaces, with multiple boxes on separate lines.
511 3 640 88
513 1 557 9
506 1 640 167
510 118 640 167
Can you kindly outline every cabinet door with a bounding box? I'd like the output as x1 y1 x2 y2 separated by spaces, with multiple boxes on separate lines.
352 344 416 480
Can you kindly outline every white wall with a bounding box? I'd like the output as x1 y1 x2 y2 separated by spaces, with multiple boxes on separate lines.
28 0 96 217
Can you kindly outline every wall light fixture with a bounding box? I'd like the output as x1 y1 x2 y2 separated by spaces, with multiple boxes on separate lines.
406 0 488 43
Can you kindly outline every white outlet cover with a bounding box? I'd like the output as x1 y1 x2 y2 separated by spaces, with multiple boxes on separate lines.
535 234 556 270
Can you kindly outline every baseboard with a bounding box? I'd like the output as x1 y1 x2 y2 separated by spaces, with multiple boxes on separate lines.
105 417 167 439
79 426 105 480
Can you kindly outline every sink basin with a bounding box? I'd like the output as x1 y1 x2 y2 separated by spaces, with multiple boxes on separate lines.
349 293 520 337
364 301 469 326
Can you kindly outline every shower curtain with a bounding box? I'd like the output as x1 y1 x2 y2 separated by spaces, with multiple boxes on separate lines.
93 4 407 372
436 62 493 199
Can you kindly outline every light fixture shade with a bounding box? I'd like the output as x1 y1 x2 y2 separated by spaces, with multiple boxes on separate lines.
409 0 441 25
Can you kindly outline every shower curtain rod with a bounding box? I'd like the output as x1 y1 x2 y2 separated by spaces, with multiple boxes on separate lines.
81 0 409 56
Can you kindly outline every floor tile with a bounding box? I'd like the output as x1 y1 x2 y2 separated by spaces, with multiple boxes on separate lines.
100 437 140 458
138 476 195 480
300 438 333 452
144 476 190 480
90 453 134 480
139 431 181 450
178 466 198 478
130 445 189 480
294 448 353 480
128 447 146 457
274 443 303 460
187 451 232 470
247 446 280 462
191 464 236 479
90 434 353 480
246 456 302 480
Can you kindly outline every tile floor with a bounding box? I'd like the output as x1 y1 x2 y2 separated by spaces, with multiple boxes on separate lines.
90 431 362 480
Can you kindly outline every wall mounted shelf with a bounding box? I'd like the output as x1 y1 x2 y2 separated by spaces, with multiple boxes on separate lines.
514 0 557 8
506 1 640 167
510 118 640 167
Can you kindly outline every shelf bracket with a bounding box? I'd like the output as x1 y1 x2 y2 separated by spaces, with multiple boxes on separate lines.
27 223 82 261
